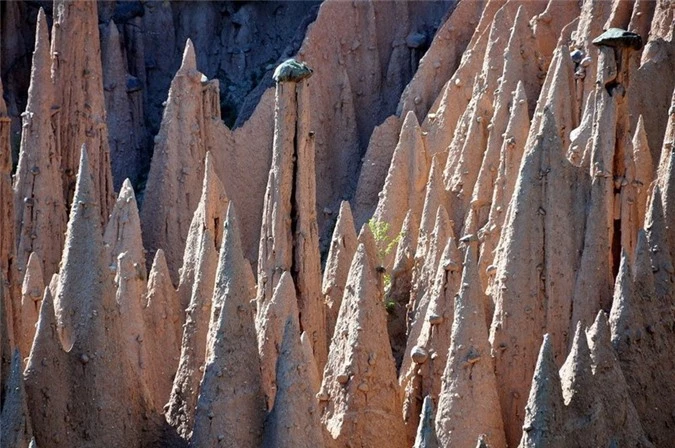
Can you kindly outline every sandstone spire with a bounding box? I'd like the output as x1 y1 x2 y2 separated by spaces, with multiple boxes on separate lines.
257 272 302 410
478 81 529 290
166 154 228 438
586 311 653 446
435 246 506 448
559 322 607 446
191 204 264 447
0 77 15 344
402 236 461 438
104 179 147 377
50 146 148 445
23 288 68 446
0 350 33 448
322 201 357 347
644 185 674 308
143 249 181 412
413 395 439 448
372 110 429 262
51 0 114 222
140 39 210 281
609 235 675 446
656 89 675 259
416 154 449 267
319 244 406 448
262 314 325 448
517 335 566 448
18 252 43 358
13 8 66 282
256 68 326 368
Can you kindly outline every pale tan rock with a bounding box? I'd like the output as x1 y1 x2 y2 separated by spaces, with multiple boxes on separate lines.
610 234 675 446
398 0 487 120
300 330 322 395
47 146 148 446
644 186 675 312
416 154 450 269
517 335 566 448
587 311 653 447
402 236 461 438
262 314 325 448
413 395 439 448
352 116 402 229
24 287 68 446
51 0 114 223
472 6 542 228
1 349 33 448
372 111 429 264
104 179 147 377
319 244 405 448
628 0 656 44
191 204 265 447
435 246 506 448
531 0 582 70
140 40 211 282
18 252 43 358
559 322 607 446
166 154 228 438
13 9 66 281
386 210 418 368
478 82 529 291
256 77 326 369
490 108 580 447
143 249 181 413
322 201 357 346
657 89 675 259
257 272 300 410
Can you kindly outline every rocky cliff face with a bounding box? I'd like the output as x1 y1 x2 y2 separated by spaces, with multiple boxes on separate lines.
1 0 675 447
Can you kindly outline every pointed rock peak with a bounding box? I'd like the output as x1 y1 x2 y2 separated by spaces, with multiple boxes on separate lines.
213 203 253 307
28 285 62 356
179 38 198 74
23 252 44 289
432 204 453 242
559 321 593 405
72 145 97 214
633 115 648 148
335 201 357 240
419 154 447 242
586 311 615 371
1 349 33 446
35 8 50 55
199 152 228 217
105 178 143 262
413 395 439 448
394 209 419 265
262 313 324 448
402 109 422 134
519 334 565 447
117 178 136 202
149 248 169 279
273 271 297 309
358 221 380 266
633 229 655 285
221 202 243 256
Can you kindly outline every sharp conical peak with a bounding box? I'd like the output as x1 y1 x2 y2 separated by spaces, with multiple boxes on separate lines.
19 252 44 357
517 334 566 448
413 395 439 448
0 349 33 448
26 7 52 113
104 178 145 277
262 314 324 448
179 38 198 74
559 321 593 406
191 202 263 447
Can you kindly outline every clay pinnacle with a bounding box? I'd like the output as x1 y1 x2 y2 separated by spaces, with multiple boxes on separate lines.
273 59 314 83
591 28 642 50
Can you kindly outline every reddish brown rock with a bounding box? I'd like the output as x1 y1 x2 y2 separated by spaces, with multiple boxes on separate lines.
322 201 357 346
516 335 566 448
262 313 325 448
143 249 181 413
12 9 66 282
1 349 33 448
319 244 405 448
0 77 14 339
18 252 43 358
166 154 228 438
51 0 114 222
657 89 675 260
435 246 506 448
644 186 675 312
191 204 265 447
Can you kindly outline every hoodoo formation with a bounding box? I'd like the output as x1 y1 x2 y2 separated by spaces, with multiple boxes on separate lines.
1 1 675 447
